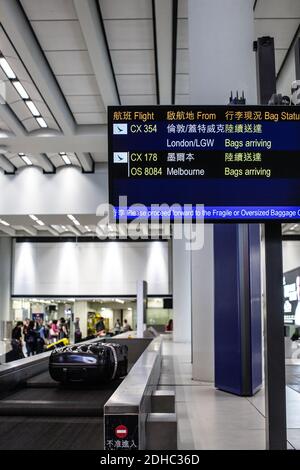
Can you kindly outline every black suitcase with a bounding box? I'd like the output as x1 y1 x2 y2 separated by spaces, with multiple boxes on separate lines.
49 341 128 384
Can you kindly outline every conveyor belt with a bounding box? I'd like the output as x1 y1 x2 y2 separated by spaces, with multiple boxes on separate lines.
0 366 128 449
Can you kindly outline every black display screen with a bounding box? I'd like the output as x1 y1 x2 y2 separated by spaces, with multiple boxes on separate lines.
108 105 300 222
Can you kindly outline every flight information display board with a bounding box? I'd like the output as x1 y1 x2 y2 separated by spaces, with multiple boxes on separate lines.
108 106 300 221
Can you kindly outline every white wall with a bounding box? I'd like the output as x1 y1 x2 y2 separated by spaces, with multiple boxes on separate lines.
12 241 169 296
0 165 107 215
283 241 300 273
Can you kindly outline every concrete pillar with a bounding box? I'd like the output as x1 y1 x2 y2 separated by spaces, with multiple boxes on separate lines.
74 301 88 338
191 225 214 381
189 0 257 106
172 238 191 344
188 0 257 381
0 237 12 321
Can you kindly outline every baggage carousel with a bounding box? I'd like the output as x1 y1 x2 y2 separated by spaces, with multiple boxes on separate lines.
0 337 166 450
0 366 127 449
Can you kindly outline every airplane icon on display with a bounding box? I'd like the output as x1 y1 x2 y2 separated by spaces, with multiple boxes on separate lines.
113 123 128 135
113 152 128 163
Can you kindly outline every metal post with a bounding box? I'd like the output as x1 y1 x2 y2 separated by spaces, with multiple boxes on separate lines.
263 223 287 449
296 37 300 80
137 280 147 338
254 36 277 104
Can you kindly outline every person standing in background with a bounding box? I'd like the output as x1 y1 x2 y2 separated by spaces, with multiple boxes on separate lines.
11 322 24 360
95 317 105 336
114 319 121 335
122 319 132 332
25 321 37 356
74 317 82 343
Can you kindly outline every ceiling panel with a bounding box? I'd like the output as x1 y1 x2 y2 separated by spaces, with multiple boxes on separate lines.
178 0 188 19
255 19 300 49
99 0 152 19
30 20 87 51
21 0 77 20
103 19 153 49
45 51 94 75
56 75 100 96
116 75 156 95
255 0 300 18
7 154 24 168
176 49 189 74
48 154 64 168
177 19 188 49
175 74 189 94
120 94 156 105
22 118 41 132
175 94 189 105
47 152 81 168
66 95 105 113
110 50 155 74
90 152 103 162
275 49 288 73
1 81 21 105
0 118 10 131
9 101 33 121
73 113 107 125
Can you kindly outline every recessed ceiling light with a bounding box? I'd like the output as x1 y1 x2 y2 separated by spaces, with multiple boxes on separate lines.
12 80 29 99
36 219 45 226
0 56 16 79
0 219 10 226
29 214 38 221
85 226 91 232
21 155 32 166
36 117 47 128
67 214 80 226
25 100 40 117
60 153 71 165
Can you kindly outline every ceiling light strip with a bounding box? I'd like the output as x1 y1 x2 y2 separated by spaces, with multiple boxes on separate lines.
0 52 47 128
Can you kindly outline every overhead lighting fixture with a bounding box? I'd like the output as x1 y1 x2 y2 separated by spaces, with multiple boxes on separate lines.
20 154 32 166
85 226 91 232
67 214 80 226
12 80 29 99
0 56 16 79
0 54 48 127
0 219 10 227
25 100 40 117
61 225 67 231
36 117 47 128
60 152 71 165
29 214 45 226
114 299 125 304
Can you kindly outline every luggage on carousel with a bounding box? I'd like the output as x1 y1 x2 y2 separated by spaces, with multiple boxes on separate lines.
49 341 128 384
46 338 69 351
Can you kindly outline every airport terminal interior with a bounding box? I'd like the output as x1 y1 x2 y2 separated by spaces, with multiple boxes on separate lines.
1 0 300 451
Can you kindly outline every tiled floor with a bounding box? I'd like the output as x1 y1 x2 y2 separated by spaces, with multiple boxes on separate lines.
159 339 300 450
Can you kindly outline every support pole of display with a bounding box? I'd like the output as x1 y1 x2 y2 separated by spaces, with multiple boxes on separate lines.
264 223 287 449
295 36 300 80
137 280 147 338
